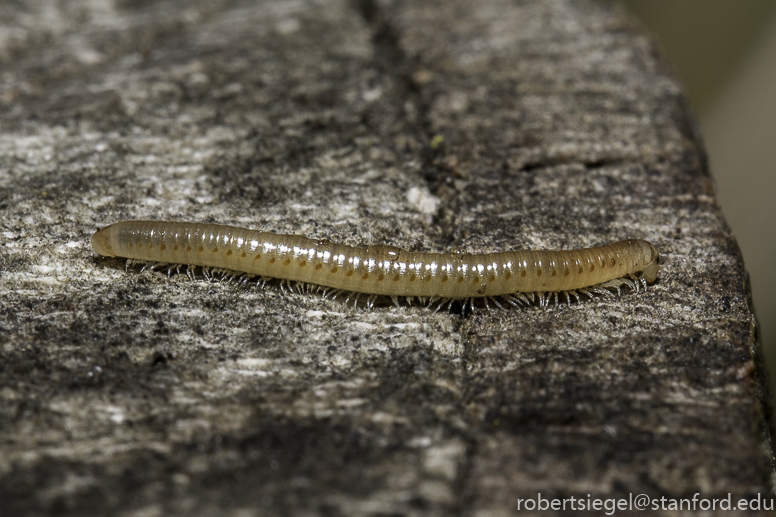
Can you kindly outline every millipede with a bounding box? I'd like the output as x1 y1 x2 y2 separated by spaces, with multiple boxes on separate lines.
90 220 660 311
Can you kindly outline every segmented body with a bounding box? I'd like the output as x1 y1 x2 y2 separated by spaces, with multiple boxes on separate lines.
91 221 660 304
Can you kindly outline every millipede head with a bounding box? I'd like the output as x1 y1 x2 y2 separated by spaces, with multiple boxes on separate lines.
640 241 661 283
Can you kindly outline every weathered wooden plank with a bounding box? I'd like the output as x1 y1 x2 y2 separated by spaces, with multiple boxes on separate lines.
0 0 771 515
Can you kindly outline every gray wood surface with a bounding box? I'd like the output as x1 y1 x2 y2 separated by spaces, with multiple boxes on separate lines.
1 0 773 515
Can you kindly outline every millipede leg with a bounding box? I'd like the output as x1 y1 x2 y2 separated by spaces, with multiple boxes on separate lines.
142 261 162 273
324 289 341 300
516 293 531 305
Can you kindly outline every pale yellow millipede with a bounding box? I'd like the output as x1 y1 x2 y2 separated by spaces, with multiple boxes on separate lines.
91 220 660 310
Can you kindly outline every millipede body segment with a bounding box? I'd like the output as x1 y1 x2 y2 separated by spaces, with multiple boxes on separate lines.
91 221 660 301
